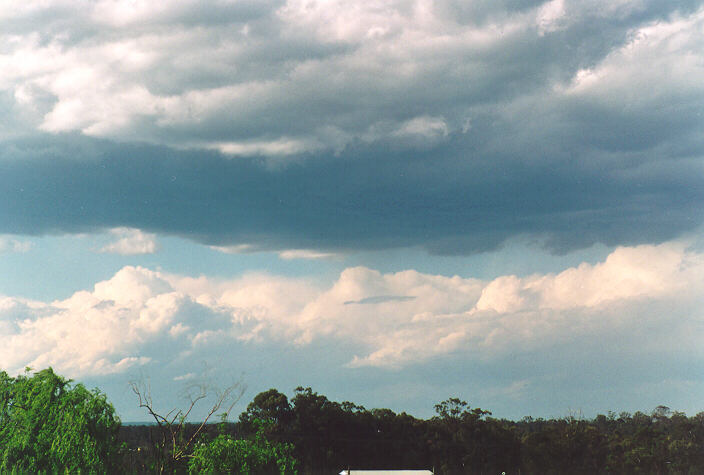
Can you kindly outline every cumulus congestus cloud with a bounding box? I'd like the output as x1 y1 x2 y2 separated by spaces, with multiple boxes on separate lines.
1 242 701 376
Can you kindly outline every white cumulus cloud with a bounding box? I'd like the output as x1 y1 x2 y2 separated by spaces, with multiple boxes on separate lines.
1 242 701 377
99 227 159 255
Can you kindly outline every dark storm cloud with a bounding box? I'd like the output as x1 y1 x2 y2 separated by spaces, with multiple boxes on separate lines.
0 132 701 254
1 1 703 253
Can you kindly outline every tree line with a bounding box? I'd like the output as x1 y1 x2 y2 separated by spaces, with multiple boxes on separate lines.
2 368 703 473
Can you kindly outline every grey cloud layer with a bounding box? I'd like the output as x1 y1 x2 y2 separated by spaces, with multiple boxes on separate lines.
1 0 702 147
1 132 702 253
1 1 704 252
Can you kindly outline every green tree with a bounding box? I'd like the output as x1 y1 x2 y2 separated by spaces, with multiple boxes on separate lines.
239 388 292 442
188 419 297 474
0 367 122 473
429 398 519 474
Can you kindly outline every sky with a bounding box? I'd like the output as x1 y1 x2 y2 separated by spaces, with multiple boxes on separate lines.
1 0 704 422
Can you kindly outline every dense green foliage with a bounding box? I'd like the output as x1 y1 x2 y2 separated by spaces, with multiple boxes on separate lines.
235 387 519 474
228 388 704 475
2 368 702 474
516 408 704 474
188 421 297 474
0 368 122 473
120 387 704 473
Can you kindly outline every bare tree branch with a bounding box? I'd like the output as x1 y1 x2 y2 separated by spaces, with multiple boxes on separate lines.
129 375 245 472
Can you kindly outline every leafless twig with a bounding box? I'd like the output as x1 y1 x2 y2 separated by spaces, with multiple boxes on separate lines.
129 376 245 472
